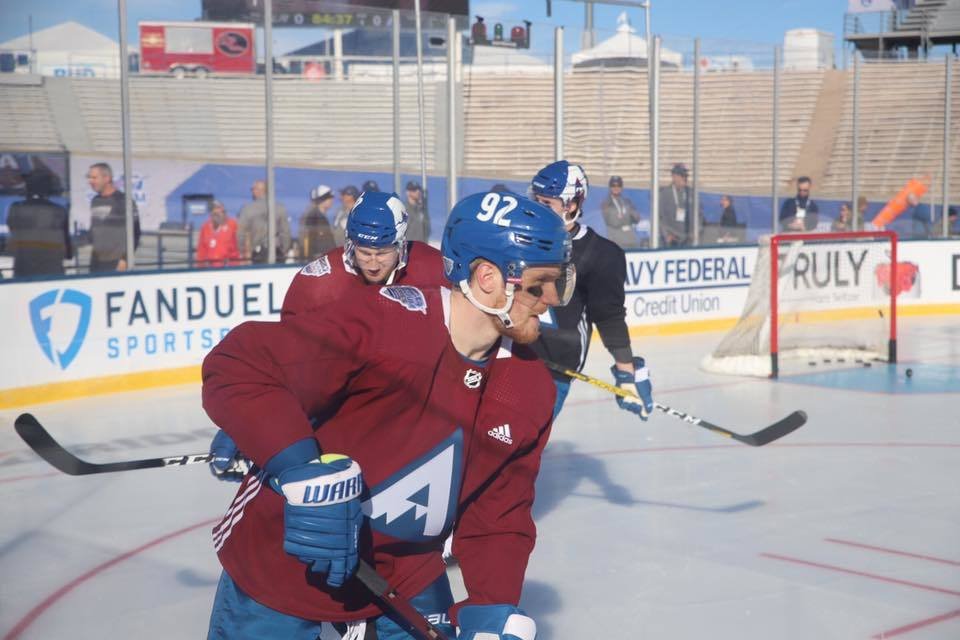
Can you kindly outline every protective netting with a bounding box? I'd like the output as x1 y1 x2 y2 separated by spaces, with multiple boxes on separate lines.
702 233 900 377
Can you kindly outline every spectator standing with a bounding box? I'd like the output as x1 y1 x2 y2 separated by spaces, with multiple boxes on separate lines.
831 202 854 232
7 171 72 278
716 195 741 243
601 175 640 249
404 180 430 243
196 200 240 268
779 176 819 232
298 184 337 260
658 163 700 247
904 192 932 238
87 162 140 272
857 195 869 229
237 179 291 264
332 185 359 246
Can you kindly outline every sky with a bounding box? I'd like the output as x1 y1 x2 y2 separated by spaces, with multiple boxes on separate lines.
0 0 851 59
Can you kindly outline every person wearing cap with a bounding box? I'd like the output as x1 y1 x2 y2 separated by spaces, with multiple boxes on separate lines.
332 185 359 246
361 179 380 193
196 200 240 268
404 180 431 243
298 184 337 261
658 163 701 247
601 175 641 249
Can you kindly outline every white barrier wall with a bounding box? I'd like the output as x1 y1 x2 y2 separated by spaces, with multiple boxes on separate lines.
623 240 960 331
1 241 958 407
0 266 299 406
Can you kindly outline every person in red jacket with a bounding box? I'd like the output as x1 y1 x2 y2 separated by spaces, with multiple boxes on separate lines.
196 200 240 267
202 191 572 639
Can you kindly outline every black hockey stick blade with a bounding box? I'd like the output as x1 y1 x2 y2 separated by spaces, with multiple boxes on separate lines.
542 361 807 446
14 413 213 475
654 403 807 447
356 561 450 640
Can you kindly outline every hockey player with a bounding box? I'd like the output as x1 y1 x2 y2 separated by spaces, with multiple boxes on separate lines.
202 191 572 639
209 191 448 481
528 160 654 418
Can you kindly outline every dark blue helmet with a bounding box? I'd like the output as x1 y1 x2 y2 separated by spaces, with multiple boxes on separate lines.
442 191 572 288
345 191 409 273
346 191 408 248
530 160 589 213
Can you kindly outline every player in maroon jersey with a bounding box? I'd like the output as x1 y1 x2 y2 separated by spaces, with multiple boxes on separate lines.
208 191 447 481
202 190 573 639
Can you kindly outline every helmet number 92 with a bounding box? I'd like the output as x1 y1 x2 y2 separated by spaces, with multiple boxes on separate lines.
476 193 516 227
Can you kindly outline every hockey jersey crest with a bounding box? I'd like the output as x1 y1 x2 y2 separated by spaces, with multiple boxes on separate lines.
300 255 332 277
378 285 428 315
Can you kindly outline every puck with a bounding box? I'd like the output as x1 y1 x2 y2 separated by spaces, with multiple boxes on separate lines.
905 368 913 378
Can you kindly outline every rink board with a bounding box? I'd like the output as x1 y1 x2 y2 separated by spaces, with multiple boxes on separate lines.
1 241 959 407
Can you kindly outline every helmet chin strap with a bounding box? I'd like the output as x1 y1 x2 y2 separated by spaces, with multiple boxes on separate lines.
563 203 582 227
458 280 516 329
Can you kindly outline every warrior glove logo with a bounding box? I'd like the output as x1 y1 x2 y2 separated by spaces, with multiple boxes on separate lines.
29 289 92 370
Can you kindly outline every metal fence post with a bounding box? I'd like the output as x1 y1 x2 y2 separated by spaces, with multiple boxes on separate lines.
771 45 780 234
265 0 276 264
692 38 701 246
447 15 457 212
393 9 402 195
942 55 953 237
852 51 860 230
413 0 428 211
650 36 661 249
554 27 564 161
118 0 135 269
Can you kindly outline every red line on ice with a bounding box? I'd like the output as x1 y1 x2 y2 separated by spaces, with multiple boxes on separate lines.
0 472 60 484
871 608 960 638
2 517 218 640
760 552 960 597
825 538 960 567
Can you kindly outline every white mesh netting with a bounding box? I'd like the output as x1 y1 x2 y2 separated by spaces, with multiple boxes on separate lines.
702 233 900 377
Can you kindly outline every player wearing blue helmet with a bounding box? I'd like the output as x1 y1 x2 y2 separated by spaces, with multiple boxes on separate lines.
530 160 654 420
208 191 447 482
202 189 566 638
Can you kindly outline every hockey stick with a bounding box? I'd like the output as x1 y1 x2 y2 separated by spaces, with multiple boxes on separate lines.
14 413 214 475
13 413 450 639
543 362 806 446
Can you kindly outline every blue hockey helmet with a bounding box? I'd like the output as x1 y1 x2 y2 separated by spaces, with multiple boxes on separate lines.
530 160 589 223
442 191 574 325
345 191 409 278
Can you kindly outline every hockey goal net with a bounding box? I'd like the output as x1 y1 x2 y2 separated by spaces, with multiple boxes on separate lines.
702 231 899 377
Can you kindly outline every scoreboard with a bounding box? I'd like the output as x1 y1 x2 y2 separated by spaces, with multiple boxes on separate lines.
202 0 469 29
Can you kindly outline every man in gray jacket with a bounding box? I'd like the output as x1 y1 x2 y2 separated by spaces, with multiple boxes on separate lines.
601 175 640 249
237 179 291 264
658 163 701 247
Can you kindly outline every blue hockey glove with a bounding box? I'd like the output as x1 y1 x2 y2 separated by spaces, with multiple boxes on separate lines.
611 356 654 421
208 430 251 482
275 454 364 588
457 605 536 640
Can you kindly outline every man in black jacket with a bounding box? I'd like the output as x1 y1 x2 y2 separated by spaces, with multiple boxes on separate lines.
7 171 72 278
779 176 819 233
529 160 654 419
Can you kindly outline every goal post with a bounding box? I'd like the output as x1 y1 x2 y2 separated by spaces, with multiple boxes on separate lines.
702 230 899 378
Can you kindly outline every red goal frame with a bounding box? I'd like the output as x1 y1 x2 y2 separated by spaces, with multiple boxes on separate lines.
769 231 898 378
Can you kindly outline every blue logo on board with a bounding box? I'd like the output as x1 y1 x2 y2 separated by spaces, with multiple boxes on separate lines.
29 289 92 370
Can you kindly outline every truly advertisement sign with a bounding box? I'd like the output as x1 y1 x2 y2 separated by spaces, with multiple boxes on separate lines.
1 267 299 391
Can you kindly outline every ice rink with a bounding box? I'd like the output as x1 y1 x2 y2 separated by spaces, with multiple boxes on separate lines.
2 316 958 639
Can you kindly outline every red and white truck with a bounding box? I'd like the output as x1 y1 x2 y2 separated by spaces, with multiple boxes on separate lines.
139 21 255 77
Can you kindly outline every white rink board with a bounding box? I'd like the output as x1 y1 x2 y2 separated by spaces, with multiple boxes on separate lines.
0 240 957 397
623 240 960 327
0 266 299 392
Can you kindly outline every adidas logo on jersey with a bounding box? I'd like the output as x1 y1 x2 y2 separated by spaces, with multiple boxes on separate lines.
487 424 513 445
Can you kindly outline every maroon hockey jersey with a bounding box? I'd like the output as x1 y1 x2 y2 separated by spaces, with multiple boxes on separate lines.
202 285 556 622
281 241 447 318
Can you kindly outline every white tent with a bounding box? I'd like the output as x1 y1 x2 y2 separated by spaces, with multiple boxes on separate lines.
0 21 129 78
572 12 683 69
